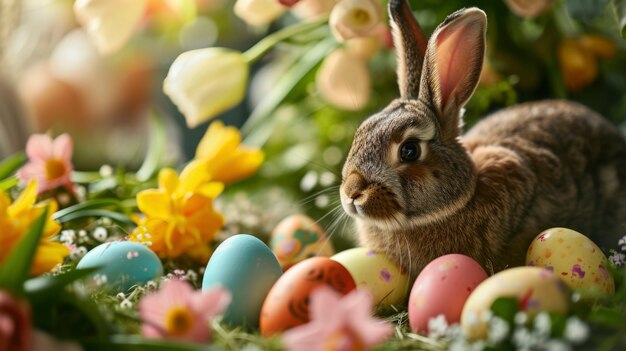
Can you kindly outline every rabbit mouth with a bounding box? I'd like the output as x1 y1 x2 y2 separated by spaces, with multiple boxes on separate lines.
340 187 402 222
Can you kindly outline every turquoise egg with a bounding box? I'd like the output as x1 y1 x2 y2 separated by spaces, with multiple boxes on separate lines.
202 234 282 328
77 241 163 292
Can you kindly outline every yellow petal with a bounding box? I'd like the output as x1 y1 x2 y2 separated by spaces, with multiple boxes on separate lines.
74 0 149 55
158 168 179 194
0 191 10 215
137 189 172 218
196 182 224 199
211 148 264 184
163 48 249 128
31 242 70 276
8 181 38 218
195 120 241 161
178 160 211 194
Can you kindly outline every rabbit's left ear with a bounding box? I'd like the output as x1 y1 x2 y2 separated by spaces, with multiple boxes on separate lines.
419 8 486 141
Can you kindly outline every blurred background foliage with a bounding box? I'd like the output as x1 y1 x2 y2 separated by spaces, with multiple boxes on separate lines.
1 0 626 249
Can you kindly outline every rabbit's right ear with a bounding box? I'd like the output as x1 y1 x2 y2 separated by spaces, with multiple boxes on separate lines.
419 8 486 142
389 0 428 99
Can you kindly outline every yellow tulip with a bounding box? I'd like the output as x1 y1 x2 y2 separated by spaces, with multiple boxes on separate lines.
164 48 249 128
195 121 264 184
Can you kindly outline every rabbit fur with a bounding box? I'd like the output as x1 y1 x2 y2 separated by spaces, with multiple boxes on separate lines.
339 0 626 279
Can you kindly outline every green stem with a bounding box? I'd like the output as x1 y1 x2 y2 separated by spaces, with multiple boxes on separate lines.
242 18 327 63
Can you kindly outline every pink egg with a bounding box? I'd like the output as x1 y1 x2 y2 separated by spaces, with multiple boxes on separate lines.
408 254 488 333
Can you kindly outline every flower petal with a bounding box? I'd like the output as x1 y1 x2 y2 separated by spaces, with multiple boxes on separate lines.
195 182 224 199
158 168 179 195
211 148 264 184
31 242 70 276
25 134 53 163
74 0 149 55
163 48 249 128
7 181 38 218
234 0 286 25
178 160 211 194
52 133 73 163
137 189 172 218
195 120 241 161
193 286 231 318
316 48 371 110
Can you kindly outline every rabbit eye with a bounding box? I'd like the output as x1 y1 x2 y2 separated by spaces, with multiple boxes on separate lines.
399 140 421 162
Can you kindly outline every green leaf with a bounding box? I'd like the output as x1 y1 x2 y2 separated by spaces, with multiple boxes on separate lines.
82 335 218 351
0 207 48 295
54 209 136 227
136 112 167 182
490 297 520 324
24 267 100 302
0 151 26 179
71 171 103 183
0 176 18 191
615 0 626 38
242 38 338 147
52 198 120 221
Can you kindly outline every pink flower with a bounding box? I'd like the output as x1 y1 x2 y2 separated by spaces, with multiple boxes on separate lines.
282 286 393 351
138 280 231 342
0 291 32 351
17 134 74 194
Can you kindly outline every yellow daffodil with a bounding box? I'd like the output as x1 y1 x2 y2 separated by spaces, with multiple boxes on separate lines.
130 161 225 261
0 181 68 276
195 121 264 184
163 48 249 128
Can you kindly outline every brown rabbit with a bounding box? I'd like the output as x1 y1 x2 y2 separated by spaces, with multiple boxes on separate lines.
339 0 626 279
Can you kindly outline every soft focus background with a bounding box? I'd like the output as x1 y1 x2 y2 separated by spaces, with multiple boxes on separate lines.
1 0 626 246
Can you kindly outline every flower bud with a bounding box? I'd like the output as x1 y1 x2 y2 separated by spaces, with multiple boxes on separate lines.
164 48 249 128
74 0 148 55
559 38 597 92
291 0 336 20
316 48 370 110
329 0 383 42
234 0 286 26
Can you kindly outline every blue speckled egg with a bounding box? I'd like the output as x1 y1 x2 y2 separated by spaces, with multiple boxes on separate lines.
77 241 163 292
202 234 282 328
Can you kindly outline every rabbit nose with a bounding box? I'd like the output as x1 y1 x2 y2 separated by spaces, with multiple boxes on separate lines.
344 172 367 200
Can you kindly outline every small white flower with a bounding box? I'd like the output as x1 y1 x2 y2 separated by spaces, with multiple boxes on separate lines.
609 252 625 267
116 293 126 300
515 312 528 325
99 164 113 177
487 316 510 344
60 230 76 244
533 312 551 337
119 299 133 309
146 280 158 290
617 235 626 250
93 227 108 242
564 316 589 344
544 339 572 351
70 246 88 260
185 270 198 282
427 314 449 339
513 327 540 351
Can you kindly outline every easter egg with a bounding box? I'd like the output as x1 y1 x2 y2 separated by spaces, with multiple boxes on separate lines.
202 234 282 328
270 214 334 270
77 241 163 292
526 227 614 296
461 266 570 339
331 247 410 307
259 257 356 336
408 254 488 333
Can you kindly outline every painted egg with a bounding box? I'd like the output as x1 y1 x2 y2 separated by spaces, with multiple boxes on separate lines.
202 234 282 328
408 254 488 333
461 266 570 339
77 241 163 292
270 214 335 270
259 257 355 336
331 247 410 308
526 227 614 297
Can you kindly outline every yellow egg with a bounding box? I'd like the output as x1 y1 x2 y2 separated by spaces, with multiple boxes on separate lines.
331 247 410 307
526 227 614 297
270 214 334 270
461 267 570 340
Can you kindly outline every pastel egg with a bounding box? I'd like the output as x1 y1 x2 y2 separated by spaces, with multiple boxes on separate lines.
77 241 163 292
526 227 614 297
461 266 570 339
202 234 282 328
331 247 410 307
408 254 488 333
270 214 335 270
259 257 355 336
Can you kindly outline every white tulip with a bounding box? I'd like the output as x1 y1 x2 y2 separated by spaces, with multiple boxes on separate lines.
163 48 249 128
329 0 382 42
316 48 370 110
73 0 148 55
234 0 286 26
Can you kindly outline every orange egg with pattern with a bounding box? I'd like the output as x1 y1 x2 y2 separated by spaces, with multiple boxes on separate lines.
526 227 614 297
259 257 355 336
270 214 334 270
